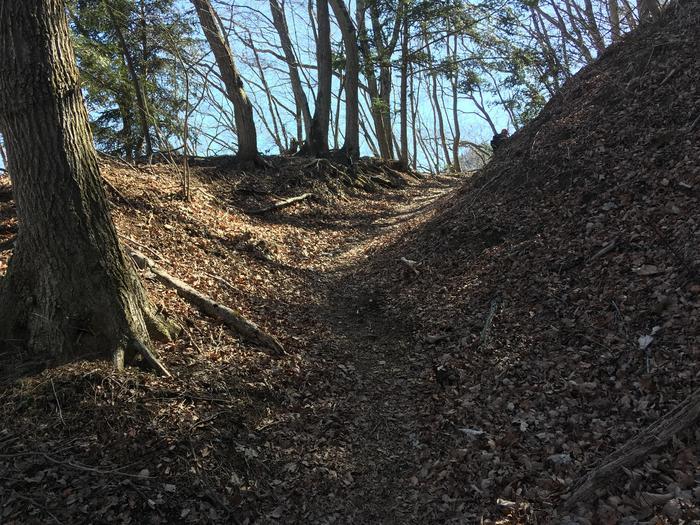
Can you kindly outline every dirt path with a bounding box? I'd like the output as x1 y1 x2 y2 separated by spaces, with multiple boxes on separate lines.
242 177 462 523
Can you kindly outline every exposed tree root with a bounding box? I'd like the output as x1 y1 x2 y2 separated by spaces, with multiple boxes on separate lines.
129 339 172 377
563 386 700 509
129 249 285 356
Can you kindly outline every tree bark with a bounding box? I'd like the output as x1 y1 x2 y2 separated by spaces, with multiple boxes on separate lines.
450 33 461 172
637 0 661 20
329 0 360 161
399 13 409 169
356 0 391 159
308 0 332 156
609 0 621 41
191 0 259 163
269 0 313 140
0 0 175 370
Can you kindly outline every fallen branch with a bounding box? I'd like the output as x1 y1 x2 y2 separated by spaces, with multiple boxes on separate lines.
563 386 700 509
128 249 285 355
247 193 313 215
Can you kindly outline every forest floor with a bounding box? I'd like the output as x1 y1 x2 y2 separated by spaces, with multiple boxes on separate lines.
1 162 497 524
2 2 700 523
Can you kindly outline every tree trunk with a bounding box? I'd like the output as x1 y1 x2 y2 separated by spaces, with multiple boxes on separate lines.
329 0 360 161
450 34 461 172
356 0 391 159
191 0 259 163
399 13 409 169
410 61 418 172
609 0 621 40
637 0 661 20
269 0 312 139
106 4 154 161
371 2 400 160
309 0 332 156
0 0 174 370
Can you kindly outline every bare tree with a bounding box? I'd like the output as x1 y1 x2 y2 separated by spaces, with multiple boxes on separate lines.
191 0 259 163
269 0 313 141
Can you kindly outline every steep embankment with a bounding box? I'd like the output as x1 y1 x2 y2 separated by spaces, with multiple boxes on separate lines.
365 0 699 521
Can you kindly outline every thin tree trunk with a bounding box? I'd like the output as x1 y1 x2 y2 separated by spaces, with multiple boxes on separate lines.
609 0 621 40
191 0 259 163
249 35 285 152
309 0 332 156
0 0 174 369
450 33 461 172
332 73 344 150
329 0 360 161
399 13 409 169
106 4 154 160
269 0 312 138
371 2 400 160
356 0 391 159
410 62 418 171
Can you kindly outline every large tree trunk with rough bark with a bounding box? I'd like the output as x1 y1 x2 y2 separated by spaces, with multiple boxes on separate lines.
329 0 360 161
191 0 259 163
0 0 174 372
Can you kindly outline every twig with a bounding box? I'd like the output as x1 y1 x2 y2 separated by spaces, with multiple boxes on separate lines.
480 296 501 347
50 379 65 426
588 238 618 263
129 339 172 377
12 494 63 525
101 176 133 207
119 234 165 261
658 66 679 86
688 112 700 132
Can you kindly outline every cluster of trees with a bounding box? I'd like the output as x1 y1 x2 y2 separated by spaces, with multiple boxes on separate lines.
41 0 664 173
0 0 664 367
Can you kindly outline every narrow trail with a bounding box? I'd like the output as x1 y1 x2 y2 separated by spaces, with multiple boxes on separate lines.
247 176 463 523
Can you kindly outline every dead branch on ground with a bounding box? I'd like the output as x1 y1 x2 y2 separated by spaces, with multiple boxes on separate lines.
564 386 700 509
129 249 285 355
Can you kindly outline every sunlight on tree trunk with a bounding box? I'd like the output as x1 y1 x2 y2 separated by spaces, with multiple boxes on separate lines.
0 0 175 371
